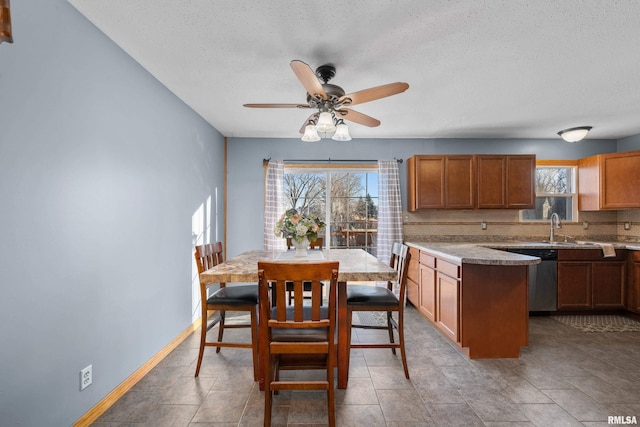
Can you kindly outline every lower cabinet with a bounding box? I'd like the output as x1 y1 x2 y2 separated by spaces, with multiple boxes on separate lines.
557 249 626 310
436 267 460 342
419 254 436 322
557 262 591 309
406 247 420 307
628 252 640 314
408 245 528 358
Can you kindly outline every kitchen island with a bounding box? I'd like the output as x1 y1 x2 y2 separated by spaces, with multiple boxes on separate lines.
405 242 540 358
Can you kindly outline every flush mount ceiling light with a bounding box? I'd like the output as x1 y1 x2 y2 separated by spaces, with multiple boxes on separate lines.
558 126 592 143
0 0 13 44
243 60 409 141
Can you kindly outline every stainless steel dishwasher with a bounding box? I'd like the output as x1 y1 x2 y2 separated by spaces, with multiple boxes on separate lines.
507 248 558 312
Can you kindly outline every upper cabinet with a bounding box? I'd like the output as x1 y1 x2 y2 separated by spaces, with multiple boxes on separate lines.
579 150 640 210
408 154 536 211
506 155 537 209
407 155 474 209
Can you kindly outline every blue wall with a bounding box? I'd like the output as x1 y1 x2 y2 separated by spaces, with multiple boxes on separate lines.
0 1 225 425
618 134 640 152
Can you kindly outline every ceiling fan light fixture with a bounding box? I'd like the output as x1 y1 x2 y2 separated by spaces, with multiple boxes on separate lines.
316 111 336 133
301 124 320 142
558 126 592 143
331 120 351 141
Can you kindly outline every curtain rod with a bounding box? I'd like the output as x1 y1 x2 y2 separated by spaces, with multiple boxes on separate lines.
263 158 403 164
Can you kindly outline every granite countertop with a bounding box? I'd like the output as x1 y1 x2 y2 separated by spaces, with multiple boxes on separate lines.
405 240 640 266
405 242 541 266
200 248 397 283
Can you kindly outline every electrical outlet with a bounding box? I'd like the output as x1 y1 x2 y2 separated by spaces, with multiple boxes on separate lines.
80 365 92 391
624 222 631 230
481 221 487 230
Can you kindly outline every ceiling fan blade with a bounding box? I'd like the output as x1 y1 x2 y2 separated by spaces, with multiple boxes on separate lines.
243 103 310 108
290 60 327 100
339 82 409 106
336 108 381 127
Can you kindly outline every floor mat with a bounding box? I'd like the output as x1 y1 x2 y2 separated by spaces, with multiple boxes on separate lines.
551 314 640 332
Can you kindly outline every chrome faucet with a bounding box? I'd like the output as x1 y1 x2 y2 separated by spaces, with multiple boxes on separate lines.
549 212 561 242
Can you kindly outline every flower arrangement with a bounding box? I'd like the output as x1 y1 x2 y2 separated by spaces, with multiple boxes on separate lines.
274 208 325 243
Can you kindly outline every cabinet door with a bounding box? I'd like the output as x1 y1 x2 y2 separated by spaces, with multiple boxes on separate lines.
408 156 445 209
419 264 436 322
436 272 460 342
592 262 625 308
601 152 640 209
476 155 507 208
557 262 591 309
445 155 474 208
631 261 640 313
506 155 536 208
578 155 600 211
406 247 420 306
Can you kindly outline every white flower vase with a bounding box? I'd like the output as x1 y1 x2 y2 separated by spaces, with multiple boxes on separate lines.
292 237 309 257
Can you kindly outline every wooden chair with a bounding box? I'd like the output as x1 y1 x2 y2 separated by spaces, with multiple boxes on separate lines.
286 237 324 305
286 237 324 250
258 261 339 427
346 242 411 379
194 242 259 379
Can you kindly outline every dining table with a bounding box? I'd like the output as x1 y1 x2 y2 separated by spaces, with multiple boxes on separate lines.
199 247 397 389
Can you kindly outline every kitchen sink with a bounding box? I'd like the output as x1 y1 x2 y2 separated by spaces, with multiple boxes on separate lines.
538 241 599 246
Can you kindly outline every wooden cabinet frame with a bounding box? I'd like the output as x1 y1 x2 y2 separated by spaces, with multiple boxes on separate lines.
579 150 640 210
408 154 535 211
557 249 626 310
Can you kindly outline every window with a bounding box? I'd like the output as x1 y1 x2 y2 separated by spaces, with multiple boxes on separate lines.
520 161 578 222
284 166 378 255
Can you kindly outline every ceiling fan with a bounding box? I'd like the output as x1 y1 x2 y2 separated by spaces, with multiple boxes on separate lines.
243 60 409 138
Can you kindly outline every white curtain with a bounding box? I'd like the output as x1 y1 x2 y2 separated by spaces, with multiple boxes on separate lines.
263 161 286 250
377 160 403 266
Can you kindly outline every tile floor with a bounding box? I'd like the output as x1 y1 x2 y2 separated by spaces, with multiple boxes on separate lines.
93 306 640 426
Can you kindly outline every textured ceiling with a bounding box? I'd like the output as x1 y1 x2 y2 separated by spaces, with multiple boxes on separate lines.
68 0 640 140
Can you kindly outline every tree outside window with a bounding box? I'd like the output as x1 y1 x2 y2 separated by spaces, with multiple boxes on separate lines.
284 168 378 255
521 164 577 221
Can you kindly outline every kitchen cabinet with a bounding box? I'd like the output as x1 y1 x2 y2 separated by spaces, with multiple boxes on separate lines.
579 150 640 210
407 243 531 358
506 155 537 208
436 259 460 342
419 253 436 322
407 155 474 210
446 156 475 208
476 155 536 209
627 251 640 314
408 154 535 210
557 249 626 310
406 247 420 307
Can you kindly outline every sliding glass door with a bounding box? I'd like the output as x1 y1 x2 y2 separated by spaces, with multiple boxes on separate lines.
284 167 378 255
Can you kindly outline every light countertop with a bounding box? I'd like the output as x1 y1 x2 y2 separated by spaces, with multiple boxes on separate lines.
404 240 640 266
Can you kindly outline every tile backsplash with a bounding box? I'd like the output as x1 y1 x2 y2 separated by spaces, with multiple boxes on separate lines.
403 209 640 242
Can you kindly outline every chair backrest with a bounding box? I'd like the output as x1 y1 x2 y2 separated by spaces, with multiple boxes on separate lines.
286 237 324 249
194 242 225 286
309 237 323 249
194 242 224 273
389 243 411 299
258 261 338 333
